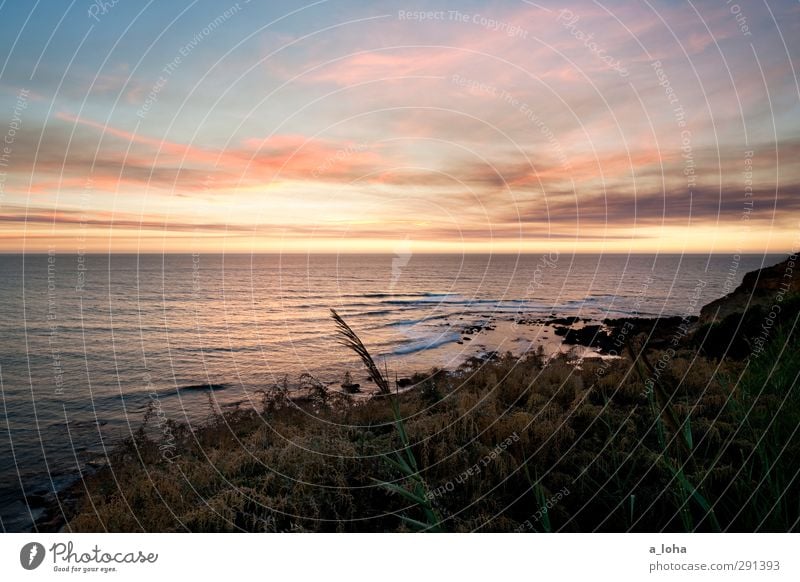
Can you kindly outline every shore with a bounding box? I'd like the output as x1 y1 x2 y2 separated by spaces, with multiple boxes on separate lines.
31 256 800 532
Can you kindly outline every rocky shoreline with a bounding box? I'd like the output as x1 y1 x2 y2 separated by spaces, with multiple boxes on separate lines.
29 255 799 532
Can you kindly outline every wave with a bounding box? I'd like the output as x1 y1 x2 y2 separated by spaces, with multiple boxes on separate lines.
387 313 452 327
381 293 465 305
381 295 534 305
356 309 394 317
176 383 229 391
390 332 462 355
280 291 459 301
580 295 619 304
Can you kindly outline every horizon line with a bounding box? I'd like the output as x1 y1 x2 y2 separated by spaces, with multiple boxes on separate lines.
1 251 791 256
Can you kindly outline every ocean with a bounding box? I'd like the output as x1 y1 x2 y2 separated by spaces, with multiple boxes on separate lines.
0 252 784 530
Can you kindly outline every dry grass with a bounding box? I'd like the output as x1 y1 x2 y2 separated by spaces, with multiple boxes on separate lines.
61 306 800 533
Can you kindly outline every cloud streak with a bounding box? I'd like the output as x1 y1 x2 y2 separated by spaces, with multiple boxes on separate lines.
0 0 797 252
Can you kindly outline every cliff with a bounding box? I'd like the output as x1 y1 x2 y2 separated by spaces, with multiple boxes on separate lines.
699 255 799 325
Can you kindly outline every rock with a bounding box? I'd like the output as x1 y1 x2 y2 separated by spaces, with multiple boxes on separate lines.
25 494 48 508
177 383 228 392
700 256 799 325
397 378 414 388
554 325 616 352
594 256 799 359
546 316 581 326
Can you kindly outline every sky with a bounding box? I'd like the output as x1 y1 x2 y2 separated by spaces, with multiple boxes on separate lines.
0 0 798 254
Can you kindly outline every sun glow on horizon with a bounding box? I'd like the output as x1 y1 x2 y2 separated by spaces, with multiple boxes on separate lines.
1 1 798 254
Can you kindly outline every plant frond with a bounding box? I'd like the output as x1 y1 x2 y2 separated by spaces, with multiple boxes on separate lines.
330 308 390 394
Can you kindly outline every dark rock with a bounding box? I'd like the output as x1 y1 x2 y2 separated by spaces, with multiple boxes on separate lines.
700 256 799 325
463 324 486 334
595 256 800 359
602 316 693 350
25 494 48 508
177 383 228 392
554 325 616 352
546 316 581 326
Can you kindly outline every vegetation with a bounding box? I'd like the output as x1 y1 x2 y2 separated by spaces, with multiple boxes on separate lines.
56 297 800 533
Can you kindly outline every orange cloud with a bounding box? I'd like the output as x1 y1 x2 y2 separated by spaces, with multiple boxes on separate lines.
49 112 387 191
